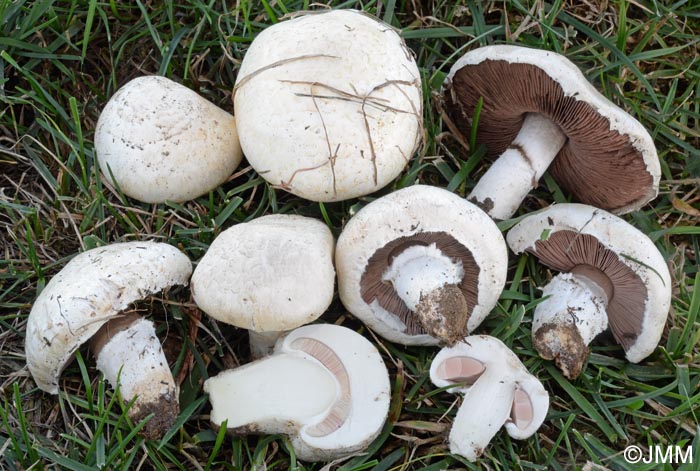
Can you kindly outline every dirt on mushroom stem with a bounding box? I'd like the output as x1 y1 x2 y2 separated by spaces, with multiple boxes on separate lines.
415 284 469 345
533 322 589 379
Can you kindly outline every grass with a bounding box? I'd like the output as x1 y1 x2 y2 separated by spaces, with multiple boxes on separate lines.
1 0 699 470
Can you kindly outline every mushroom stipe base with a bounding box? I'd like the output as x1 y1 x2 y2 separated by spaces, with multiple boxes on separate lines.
415 284 469 345
533 323 590 380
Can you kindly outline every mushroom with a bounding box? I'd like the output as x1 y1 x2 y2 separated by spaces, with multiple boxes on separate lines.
430 335 549 462
233 9 422 202
507 203 672 378
191 214 335 358
444 45 660 220
335 185 507 346
204 323 390 462
95 75 242 203
25 242 192 438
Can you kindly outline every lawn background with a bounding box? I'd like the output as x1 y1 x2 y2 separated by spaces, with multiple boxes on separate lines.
1 0 699 470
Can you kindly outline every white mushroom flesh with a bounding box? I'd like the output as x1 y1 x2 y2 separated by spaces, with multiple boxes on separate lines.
205 354 337 432
447 364 516 461
430 335 549 462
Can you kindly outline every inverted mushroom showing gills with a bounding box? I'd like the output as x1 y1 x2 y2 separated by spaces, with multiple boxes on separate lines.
191 214 335 358
204 324 390 462
430 335 549 462
444 45 660 219
336 185 507 346
507 204 672 379
95 75 243 203
234 9 422 201
25 242 192 439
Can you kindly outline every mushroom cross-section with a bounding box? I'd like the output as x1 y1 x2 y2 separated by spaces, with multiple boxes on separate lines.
25 241 192 439
430 335 549 462
204 324 390 462
335 185 508 346
444 45 660 219
191 214 336 358
95 75 243 203
233 9 422 202
507 203 672 379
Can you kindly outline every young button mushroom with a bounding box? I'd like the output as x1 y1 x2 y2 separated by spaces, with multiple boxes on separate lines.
507 204 672 379
204 324 390 462
25 242 192 439
191 214 335 358
234 9 422 202
444 45 660 220
336 185 507 346
95 75 242 203
430 335 549 462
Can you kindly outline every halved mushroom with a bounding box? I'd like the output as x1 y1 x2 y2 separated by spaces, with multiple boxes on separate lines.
95 75 242 203
430 335 549 461
25 242 192 438
204 324 390 462
191 214 335 358
336 185 507 345
444 45 660 219
234 9 422 202
507 204 672 378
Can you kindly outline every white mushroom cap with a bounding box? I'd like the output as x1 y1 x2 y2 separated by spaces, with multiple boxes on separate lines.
95 75 243 203
234 9 422 202
25 241 192 394
507 203 672 364
204 324 390 461
191 214 335 332
336 185 508 345
430 335 549 462
445 45 660 217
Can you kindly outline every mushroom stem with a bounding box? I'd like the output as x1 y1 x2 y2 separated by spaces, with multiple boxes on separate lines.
468 113 567 219
91 314 179 439
248 330 284 359
448 369 515 461
384 244 468 343
532 271 610 379
205 353 337 434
